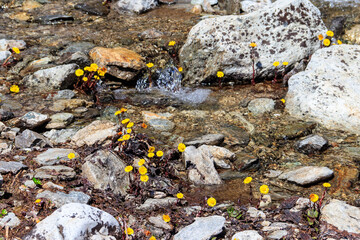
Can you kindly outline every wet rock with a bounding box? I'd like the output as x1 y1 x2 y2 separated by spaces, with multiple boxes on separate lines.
114 0 158 14
142 111 172 122
252 132 273 147
234 152 258 171
219 170 247 180
184 133 225 147
241 0 271 13
19 111 50 129
184 146 223 185
15 129 53 148
148 118 175 132
294 134 329 155
34 15 74 25
74 3 110 16
286 45 360 135
89 47 144 81
136 197 177 211
22 64 79 90
43 128 77 144
329 16 347 37
274 122 316 140
0 51 11 62
0 39 26 51
139 28 164 39
35 148 78 166
148 215 173 230
232 230 263 240
0 213 20 229
248 98 275 115
23 203 121 240
71 120 117 147
247 207 266 219
180 0 326 85
50 99 93 111
36 190 90 208
174 216 225 240
0 161 27 174
321 199 360 234
229 112 255 134
82 149 130 196
59 42 95 55
34 165 76 180
46 113 74 129
46 89 75 100
221 124 250 147
279 166 334 186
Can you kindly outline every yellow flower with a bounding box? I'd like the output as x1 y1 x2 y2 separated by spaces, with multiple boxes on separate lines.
326 30 334 37
124 166 133 172
125 227 134 235
318 34 324 41
259 185 269 194
10 85 19 93
141 123 148 128
207 197 216 207
149 146 155 153
281 98 286 104
97 67 107 76
148 152 155 158
310 193 319 203
168 41 176 46
121 118 130 124
323 182 331 188
123 134 130 140
146 63 154 68
127 122 134 128
243 177 252 184
84 66 90 71
82 77 88 82
75 69 84 77
139 166 147 175
12 47 20 54
156 151 163 157
282 62 288 66
94 75 100 80
149 236 156 240
273 61 279 67
126 128 132 134
35 199 41 204
120 108 127 113
178 143 186 152
140 174 149 182
114 111 121 116
67 153 75 159
249 42 256 48
176 193 183 199
118 138 124 142
217 71 224 78
323 39 331 47
337 40 342 45
90 63 99 71
178 67 183 72
163 214 171 222
138 159 145 166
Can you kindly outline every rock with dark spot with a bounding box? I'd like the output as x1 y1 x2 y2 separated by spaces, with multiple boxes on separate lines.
330 16 347 37
184 133 225 147
294 134 329 154
34 165 76 180
19 111 50 129
36 190 90 208
0 109 15 121
74 2 110 16
59 42 96 55
15 129 53 149
33 15 74 25
23 203 121 240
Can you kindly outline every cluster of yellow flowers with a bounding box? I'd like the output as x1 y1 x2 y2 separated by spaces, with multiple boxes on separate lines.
75 63 107 82
318 31 342 47
243 176 269 194
310 182 331 203
273 61 288 67
10 85 19 93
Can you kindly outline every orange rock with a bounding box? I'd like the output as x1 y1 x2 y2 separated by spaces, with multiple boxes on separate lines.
22 0 42 11
89 47 144 81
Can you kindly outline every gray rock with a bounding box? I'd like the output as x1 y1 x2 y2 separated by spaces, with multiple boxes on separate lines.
179 0 326 85
0 51 11 62
74 3 110 16
234 152 258 171
136 197 177 211
290 197 310 212
262 222 297 232
34 165 76 180
0 212 20 229
139 28 164 39
247 207 266 219
279 166 334 186
0 109 15 121
19 111 50 129
219 170 247 180
43 182 64 190
274 122 316 140
36 190 91 208
294 134 329 154
35 148 79 165
82 150 130 196
232 230 264 240
174 216 225 240
23 203 121 240
43 128 78 144
148 215 173 230
15 129 53 149
46 113 74 129
286 45 360 134
114 0 158 14
184 146 223 185
21 64 79 90
57 51 90 67
241 0 271 13
34 15 74 25
46 89 75 100
59 42 96 55
198 145 235 168
148 118 175 132
248 98 275 115
268 230 288 239
184 134 225 147
0 39 26 51
0 161 27 174
321 199 360 234
191 0 217 5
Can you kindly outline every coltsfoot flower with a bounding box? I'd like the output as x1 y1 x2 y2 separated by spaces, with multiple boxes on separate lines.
177 193 184 199
243 177 252 184
146 63 154 68
323 39 331 47
75 69 84 77
124 166 133 172
123 134 130 140
138 159 145 166
282 62 288 66
323 182 331 188
148 152 155 158
125 227 134 235
259 185 269 194
249 42 257 48
127 122 134 128
156 151 163 157
207 197 216 207
318 34 324 41
310 193 319 203
273 61 280 67
10 85 19 93
139 166 147 175
67 153 75 159
168 41 176 46
326 30 334 37
163 214 171 222
12 47 20 54
178 143 186 152
217 71 224 78
121 118 130 124
140 174 149 182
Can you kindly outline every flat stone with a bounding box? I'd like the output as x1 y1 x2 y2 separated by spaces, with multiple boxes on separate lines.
50 99 93 112
19 111 50 129
0 161 27 174
262 222 297 232
23 203 121 240
0 39 26 51
36 190 90 208
0 51 11 62
35 148 78 165
43 182 64 190
148 118 175 132
234 152 258 171
34 165 76 180
139 28 164 39
71 120 117 147
46 90 75 100
279 166 334 186
34 15 74 25
274 122 316 140
198 145 235 168
136 197 177 212
174 215 225 240
46 113 74 129
248 98 275 115
148 215 173 230
268 230 288 239
232 230 264 240
43 128 78 144
0 213 20 229
15 129 53 149
294 134 329 154
74 3 110 16
184 134 225 147
59 42 96 55
114 0 158 14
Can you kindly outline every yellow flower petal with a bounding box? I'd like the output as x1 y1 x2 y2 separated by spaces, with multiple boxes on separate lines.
207 197 216 207
243 177 252 184
259 185 269 194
